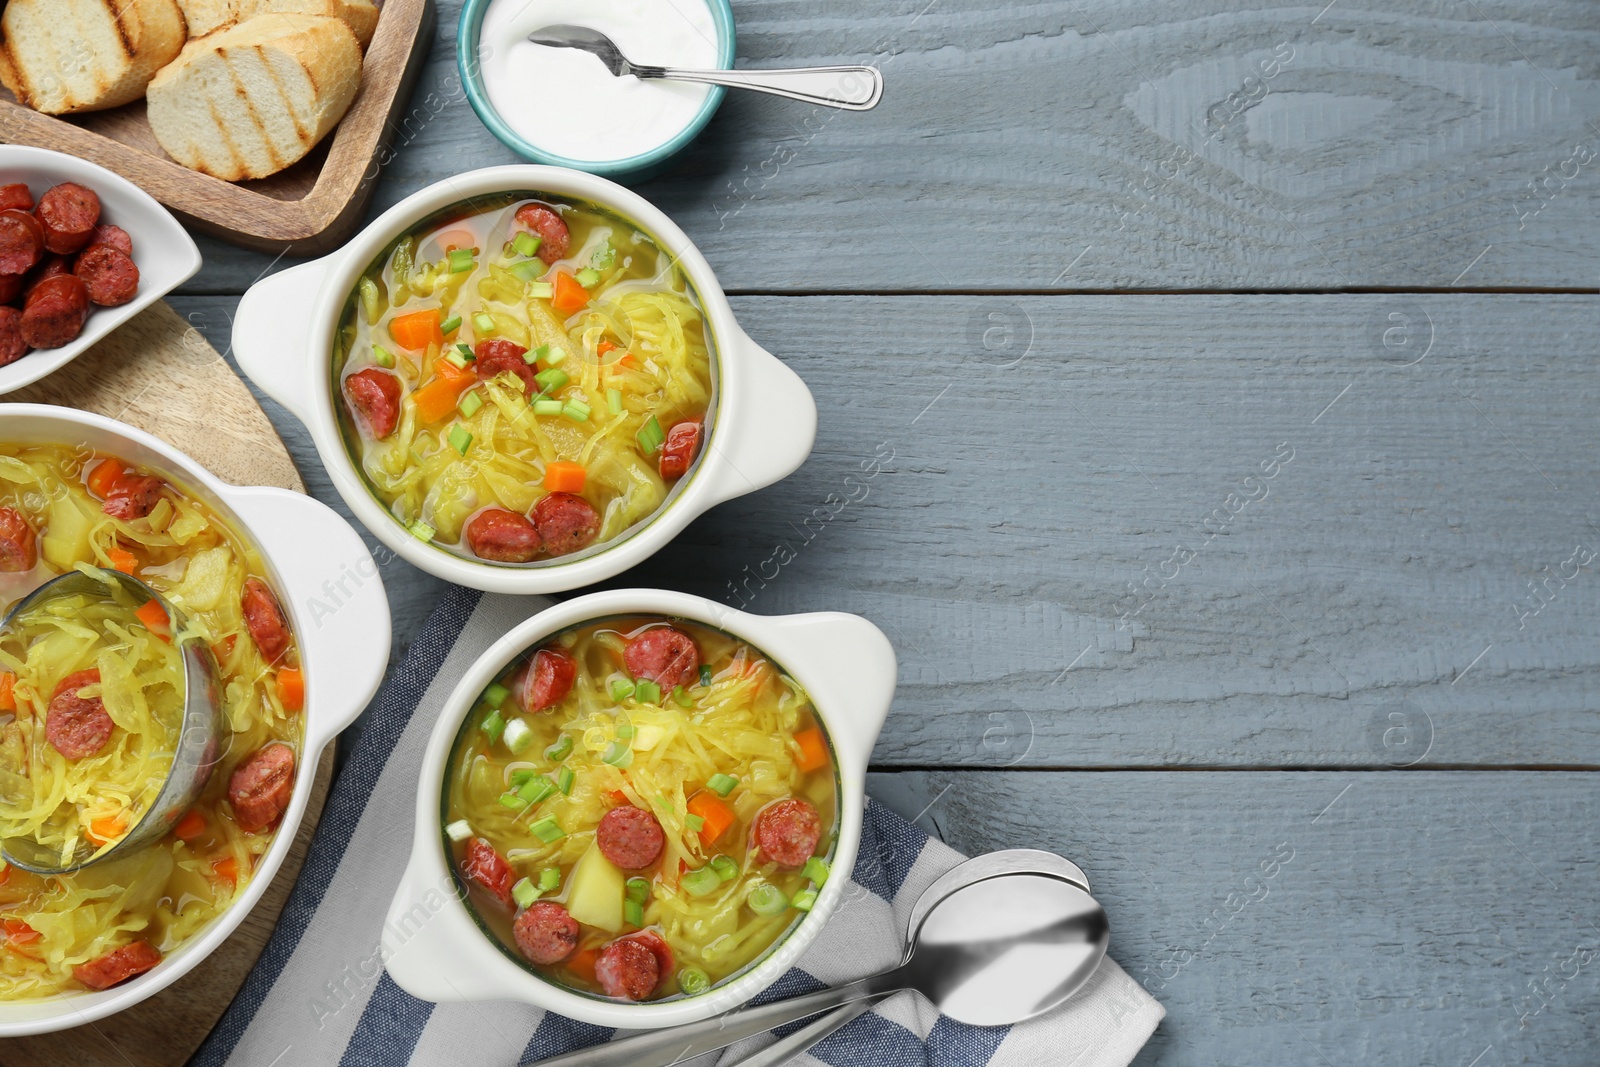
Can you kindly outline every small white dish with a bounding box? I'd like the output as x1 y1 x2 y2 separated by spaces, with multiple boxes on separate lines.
383 589 896 1029
0 146 202 396
0 405 391 1036
233 165 817 595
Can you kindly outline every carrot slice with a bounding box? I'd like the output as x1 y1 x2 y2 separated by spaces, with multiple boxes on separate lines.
412 376 471 423
106 546 139 574
0 672 14 713
792 726 829 774
212 857 239 887
390 309 444 351
87 458 123 498
275 667 305 712
135 599 170 641
686 790 736 846
550 272 590 315
87 814 126 845
173 809 206 842
543 462 586 493
567 947 599 983
4 920 40 945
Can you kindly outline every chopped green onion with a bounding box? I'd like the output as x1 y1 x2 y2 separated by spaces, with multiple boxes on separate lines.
747 883 788 916
802 858 830 886
513 231 542 258
636 415 666 455
498 792 529 810
685 813 705 834
706 773 738 797
615 715 635 740
458 391 484 418
544 345 567 366
372 344 395 368
529 816 565 843
609 678 636 702
448 248 476 273
562 400 591 422
444 819 472 842
699 666 713 688
791 887 819 912
576 267 601 288
535 368 568 393
480 710 505 744
626 877 651 904
448 424 473 455
473 312 496 334
508 259 544 283
457 342 476 360
607 388 623 416
517 776 556 804
445 347 471 369
710 855 739 883
556 765 575 795
634 679 662 705
624 899 644 927
601 741 633 768
545 734 574 762
672 685 693 708
408 520 436 543
533 399 563 416
502 717 534 754
440 314 462 336
512 877 540 908
539 867 561 891
681 867 721 897
528 282 554 300
678 967 710 995
509 768 536 787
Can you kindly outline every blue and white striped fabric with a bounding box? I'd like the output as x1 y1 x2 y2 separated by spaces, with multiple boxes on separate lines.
193 588 1163 1067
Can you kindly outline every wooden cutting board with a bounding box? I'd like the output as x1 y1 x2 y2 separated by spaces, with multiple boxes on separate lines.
0 302 336 1066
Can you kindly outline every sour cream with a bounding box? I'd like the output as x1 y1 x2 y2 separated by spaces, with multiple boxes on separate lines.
479 0 722 165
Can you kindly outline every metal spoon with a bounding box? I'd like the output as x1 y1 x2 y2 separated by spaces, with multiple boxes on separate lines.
526 25 884 111
0 568 224 874
728 850 1099 1067
528 859 1110 1067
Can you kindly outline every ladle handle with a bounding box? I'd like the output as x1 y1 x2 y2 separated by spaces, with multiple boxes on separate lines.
523 971 902 1067
728 999 881 1067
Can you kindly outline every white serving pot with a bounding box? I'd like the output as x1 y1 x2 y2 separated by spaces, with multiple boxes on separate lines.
232 166 817 594
0 405 391 1036
383 589 895 1029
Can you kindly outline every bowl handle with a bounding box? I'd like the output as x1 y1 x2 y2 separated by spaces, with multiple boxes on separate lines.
759 612 896 767
233 259 329 427
384 852 506 1003
703 327 818 506
223 487 392 753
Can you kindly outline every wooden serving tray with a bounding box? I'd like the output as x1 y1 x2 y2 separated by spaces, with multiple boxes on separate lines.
0 302 336 1066
0 0 435 255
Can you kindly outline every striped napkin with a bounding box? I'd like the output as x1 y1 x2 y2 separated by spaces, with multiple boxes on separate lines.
193 588 1163 1067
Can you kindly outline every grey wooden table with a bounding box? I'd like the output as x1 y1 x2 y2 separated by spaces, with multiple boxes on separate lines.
176 1 1600 1062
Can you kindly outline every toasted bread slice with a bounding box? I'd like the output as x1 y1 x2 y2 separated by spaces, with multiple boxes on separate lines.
146 14 362 181
0 0 186 114
176 0 241 36
242 0 378 48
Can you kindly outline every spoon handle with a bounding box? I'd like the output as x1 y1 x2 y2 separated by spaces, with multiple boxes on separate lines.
634 64 883 110
724 999 881 1067
523 971 902 1066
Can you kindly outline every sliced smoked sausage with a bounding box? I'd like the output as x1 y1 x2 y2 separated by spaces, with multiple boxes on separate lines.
102 473 165 520
594 936 660 1001
342 367 402 439
514 204 570 264
623 627 700 690
46 669 114 760
658 421 702 481
753 798 823 868
597 805 665 871
73 941 162 990
531 492 599 556
36 183 100 255
0 506 37 571
87 223 133 256
0 273 23 306
241 577 292 663
228 743 295 832
516 647 575 711
474 338 536 395
462 836 515 908
465 508 541 563
74 245 139 307
0 211 43 276
513 901 580 965
20 274 90 349
0 307 25 367
0 184 33 213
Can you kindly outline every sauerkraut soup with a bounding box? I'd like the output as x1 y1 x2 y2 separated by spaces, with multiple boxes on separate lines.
0 444 302 997
333 193 716 567
442 617 839 1002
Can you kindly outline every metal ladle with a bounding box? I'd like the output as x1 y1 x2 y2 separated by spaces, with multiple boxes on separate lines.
0 568 224 874
529 851 1110 1067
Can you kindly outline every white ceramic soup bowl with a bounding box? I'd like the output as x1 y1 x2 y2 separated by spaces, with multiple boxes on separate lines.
0 405 391 1036
383 589 895 1028
233 166 817 594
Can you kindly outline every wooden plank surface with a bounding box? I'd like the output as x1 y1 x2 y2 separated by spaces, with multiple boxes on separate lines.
869 770 1600 1067
174 291 1600 768
180 0 1600 293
